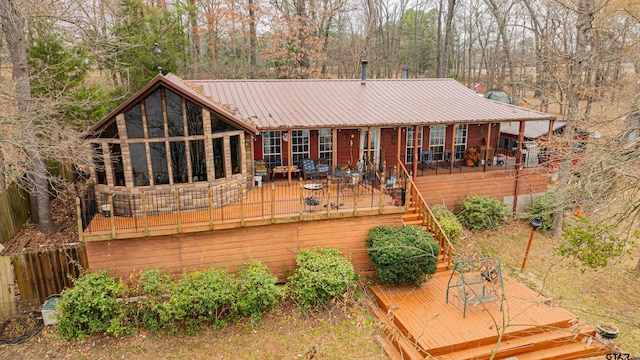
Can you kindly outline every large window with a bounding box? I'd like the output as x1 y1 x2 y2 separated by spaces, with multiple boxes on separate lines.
230 135 241 175
92 143 107 185
149 142 169 185
130 143 149 186
262 131 281 168
291 130 309 166
102 86 249 188
406 126 423 163
125 104 144 138
454 124 468 160
213 137 226 179
190 140 207 182
429 125 445 161
318 129 332 164
166 89 184 137
170 141 188 183
211 113 235 134
145 89 164 138
109 144 125 186
186 100 203 135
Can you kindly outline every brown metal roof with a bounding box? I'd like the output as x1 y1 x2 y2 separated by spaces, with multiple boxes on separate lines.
187 77 555 129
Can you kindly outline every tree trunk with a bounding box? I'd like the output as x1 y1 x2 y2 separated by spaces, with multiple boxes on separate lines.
0 0 56 234
636 258 640 273
248 0 257 78
552 0 594 237
0 123 5 191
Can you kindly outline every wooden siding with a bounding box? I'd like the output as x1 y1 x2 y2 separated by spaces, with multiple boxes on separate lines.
414 168 548 209
85 213 404 280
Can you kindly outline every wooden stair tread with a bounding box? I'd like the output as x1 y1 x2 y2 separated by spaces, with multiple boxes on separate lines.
426 320 576 357
437 326 594 360
377 334 403 360
509 340 612 360
403 219 424 226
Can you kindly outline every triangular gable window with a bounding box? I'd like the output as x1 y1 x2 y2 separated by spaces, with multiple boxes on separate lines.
211 113 237 134
125 104 144 138
97 121 119 139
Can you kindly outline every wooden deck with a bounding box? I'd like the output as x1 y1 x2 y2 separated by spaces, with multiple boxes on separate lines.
370 271 615 359
82 179 406 241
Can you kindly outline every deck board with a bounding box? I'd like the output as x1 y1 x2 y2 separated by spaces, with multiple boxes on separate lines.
370 271 614 358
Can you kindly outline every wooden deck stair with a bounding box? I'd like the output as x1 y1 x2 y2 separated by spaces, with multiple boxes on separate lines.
370 271 615 360
402 207 448 273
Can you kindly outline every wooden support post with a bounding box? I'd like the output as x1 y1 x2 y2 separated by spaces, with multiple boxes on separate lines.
367 126 372 169
175 189 182 233
548 119 555 139
287 129 293 183
396 127 402 167
239 184 245 226
142 190 148 236
332 128 338 168
109 194 116 239
412 125 419 182
406 181 412 211
483 123 492 171
449 124 456 173
208 186 214 230
75 197 84 242
513 120 526 214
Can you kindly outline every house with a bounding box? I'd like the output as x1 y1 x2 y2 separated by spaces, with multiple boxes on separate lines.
79 68 556 280
75 69 621 359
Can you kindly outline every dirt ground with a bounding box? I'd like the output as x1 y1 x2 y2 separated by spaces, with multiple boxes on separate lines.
0 297 388 360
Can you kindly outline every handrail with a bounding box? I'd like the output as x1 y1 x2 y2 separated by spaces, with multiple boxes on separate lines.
397 160 453 267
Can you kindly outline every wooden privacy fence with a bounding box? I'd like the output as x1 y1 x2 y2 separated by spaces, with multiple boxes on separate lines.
0 183 30 245
10 245 88 305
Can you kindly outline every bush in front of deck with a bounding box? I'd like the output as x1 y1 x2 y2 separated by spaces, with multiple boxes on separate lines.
57 271 128 339
57 262 283 338
431 204 463 244
286 247 356 308
235 261 283 320
366 225 440 285
457 195 510 232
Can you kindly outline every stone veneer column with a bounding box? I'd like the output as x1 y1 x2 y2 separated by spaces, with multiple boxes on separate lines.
115 113 134 188
202 109 215 182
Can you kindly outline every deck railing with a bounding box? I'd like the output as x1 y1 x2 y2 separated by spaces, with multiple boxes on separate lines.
397 160 453 267
76 172 408 241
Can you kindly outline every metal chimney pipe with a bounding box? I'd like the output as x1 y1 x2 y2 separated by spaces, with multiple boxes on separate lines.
402 68 408 79
361 60 368 85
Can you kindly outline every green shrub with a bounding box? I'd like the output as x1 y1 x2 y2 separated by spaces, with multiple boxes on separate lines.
457 195 510 232
430 205 463 244
57 271 127 339
235 261 283 320
287 247 355 308
366 225 440 285
132 269 174 332
528 192 556 231
160 266 237 332
556 216 627 271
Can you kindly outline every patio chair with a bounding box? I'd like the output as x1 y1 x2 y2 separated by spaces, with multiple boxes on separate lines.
446 257 504 317
254 160 271 183
420 150 435 169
